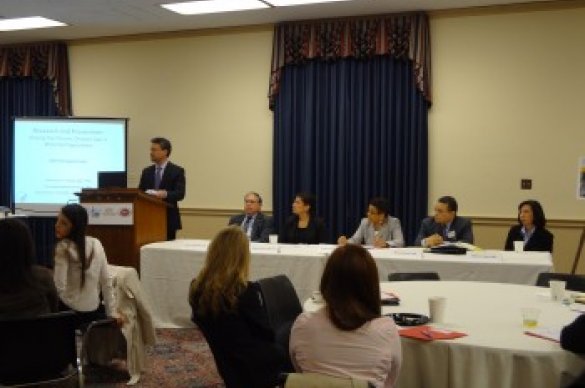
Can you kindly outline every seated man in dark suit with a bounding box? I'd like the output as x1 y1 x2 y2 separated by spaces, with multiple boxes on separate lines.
414 196 473 247
138 137 186 241
229 192 274 243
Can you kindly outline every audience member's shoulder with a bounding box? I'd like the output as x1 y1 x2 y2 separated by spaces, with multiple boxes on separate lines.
370 316 399 337
292 310 322 331
31 265 52 280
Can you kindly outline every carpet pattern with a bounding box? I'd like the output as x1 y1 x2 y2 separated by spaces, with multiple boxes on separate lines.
84 328 225 388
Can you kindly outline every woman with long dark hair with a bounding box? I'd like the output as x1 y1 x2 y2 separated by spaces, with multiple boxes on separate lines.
53 204 115 328
0 218 58 319
504 200 554 252
290 244 402 387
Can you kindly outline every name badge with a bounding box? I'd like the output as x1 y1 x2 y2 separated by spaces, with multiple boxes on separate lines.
447 230 456 239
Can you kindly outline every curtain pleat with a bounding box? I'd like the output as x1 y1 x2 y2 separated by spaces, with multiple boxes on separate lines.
273 56 428 245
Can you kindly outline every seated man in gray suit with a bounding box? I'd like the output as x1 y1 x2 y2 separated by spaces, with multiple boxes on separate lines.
414 196 474 247
228 192 274 242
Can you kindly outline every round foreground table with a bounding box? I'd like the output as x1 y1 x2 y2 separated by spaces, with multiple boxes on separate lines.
304 281 585 388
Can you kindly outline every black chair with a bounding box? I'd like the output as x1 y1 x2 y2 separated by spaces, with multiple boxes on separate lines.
81 318 126 368
535 272 585 292
257 275 302 331
0 311 79 386
388 272 441 282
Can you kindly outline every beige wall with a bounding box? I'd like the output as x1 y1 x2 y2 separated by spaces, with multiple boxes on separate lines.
68 3 585 272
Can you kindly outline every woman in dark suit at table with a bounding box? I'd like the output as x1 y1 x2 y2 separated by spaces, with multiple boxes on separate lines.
189 226 290 388
0 218 58 319
280 192 327 244
504 200 554 252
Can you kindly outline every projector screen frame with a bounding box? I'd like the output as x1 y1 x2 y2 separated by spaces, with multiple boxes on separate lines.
11 116 129 216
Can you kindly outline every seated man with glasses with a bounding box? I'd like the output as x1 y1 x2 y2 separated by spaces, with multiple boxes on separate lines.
228 192 274 242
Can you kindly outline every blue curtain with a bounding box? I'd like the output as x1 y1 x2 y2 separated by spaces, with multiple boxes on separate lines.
0 77 60 265
273 56 428 245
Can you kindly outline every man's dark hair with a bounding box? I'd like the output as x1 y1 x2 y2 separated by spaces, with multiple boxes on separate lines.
151 137 172 157
438 196 458 213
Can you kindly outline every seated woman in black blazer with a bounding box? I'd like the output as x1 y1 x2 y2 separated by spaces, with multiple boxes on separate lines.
504 200 553 252
280 192 327 244
189 226 289 388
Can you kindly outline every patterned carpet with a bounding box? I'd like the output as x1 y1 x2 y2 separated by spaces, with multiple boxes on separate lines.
84 328 225 388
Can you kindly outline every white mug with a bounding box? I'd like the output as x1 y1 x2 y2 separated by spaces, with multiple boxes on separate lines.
268 234 278 244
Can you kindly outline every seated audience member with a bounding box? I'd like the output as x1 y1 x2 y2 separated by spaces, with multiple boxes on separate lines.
53 204 116 329
281 192 327 244
228 191 274 242
504 200 553 252
189 226 290 388
338 197 404 248
414 196 473 247
561 314 585 387
290 244 402 387
0 218 58 319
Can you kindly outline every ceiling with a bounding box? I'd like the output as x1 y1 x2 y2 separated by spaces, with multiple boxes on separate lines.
0 0 554 45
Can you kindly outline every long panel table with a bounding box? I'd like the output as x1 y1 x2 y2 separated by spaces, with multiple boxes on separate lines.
140 240 552 328
304 281 585 388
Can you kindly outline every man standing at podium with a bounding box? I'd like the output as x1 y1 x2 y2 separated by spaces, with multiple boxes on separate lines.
138 137 185 240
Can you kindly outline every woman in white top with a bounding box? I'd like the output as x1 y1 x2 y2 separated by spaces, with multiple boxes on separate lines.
53 204 116 329
289 245 402 388
338 197 404 248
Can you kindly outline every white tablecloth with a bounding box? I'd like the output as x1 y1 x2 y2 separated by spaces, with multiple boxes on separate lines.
304 281 585 388
140 240 552 328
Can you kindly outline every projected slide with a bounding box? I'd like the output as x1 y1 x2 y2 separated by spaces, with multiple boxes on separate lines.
13 117 127 214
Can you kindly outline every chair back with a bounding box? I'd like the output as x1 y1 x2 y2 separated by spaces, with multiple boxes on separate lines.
388 272 440 282
257 275 302 330
0 311 77 386
81 318 127 367
283 372 372 388
535 272 585 292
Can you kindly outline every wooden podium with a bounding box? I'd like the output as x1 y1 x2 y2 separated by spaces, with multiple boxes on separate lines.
77 189 167 271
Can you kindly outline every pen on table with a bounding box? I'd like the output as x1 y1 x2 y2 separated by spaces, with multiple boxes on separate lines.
421 329 433 339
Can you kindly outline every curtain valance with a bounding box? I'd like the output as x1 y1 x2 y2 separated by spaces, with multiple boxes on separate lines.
0 42 71 115
269 12 431 109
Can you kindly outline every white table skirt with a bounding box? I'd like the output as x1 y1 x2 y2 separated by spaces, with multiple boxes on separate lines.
140 240 553 328
304 281 585 388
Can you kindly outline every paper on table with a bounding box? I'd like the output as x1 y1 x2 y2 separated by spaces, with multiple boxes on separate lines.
399 325 467 341
524 327 561 343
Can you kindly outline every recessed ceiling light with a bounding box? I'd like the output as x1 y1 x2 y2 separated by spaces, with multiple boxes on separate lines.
0 16 66 32
266 0 351 5
161 0 269 15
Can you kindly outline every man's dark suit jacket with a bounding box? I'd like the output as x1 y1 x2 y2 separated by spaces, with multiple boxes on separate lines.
228 213 274 243
138 161 185 240
504 224 554 252
414 216 474 246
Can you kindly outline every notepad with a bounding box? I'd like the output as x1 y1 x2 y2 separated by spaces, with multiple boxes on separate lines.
399 325 467 341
